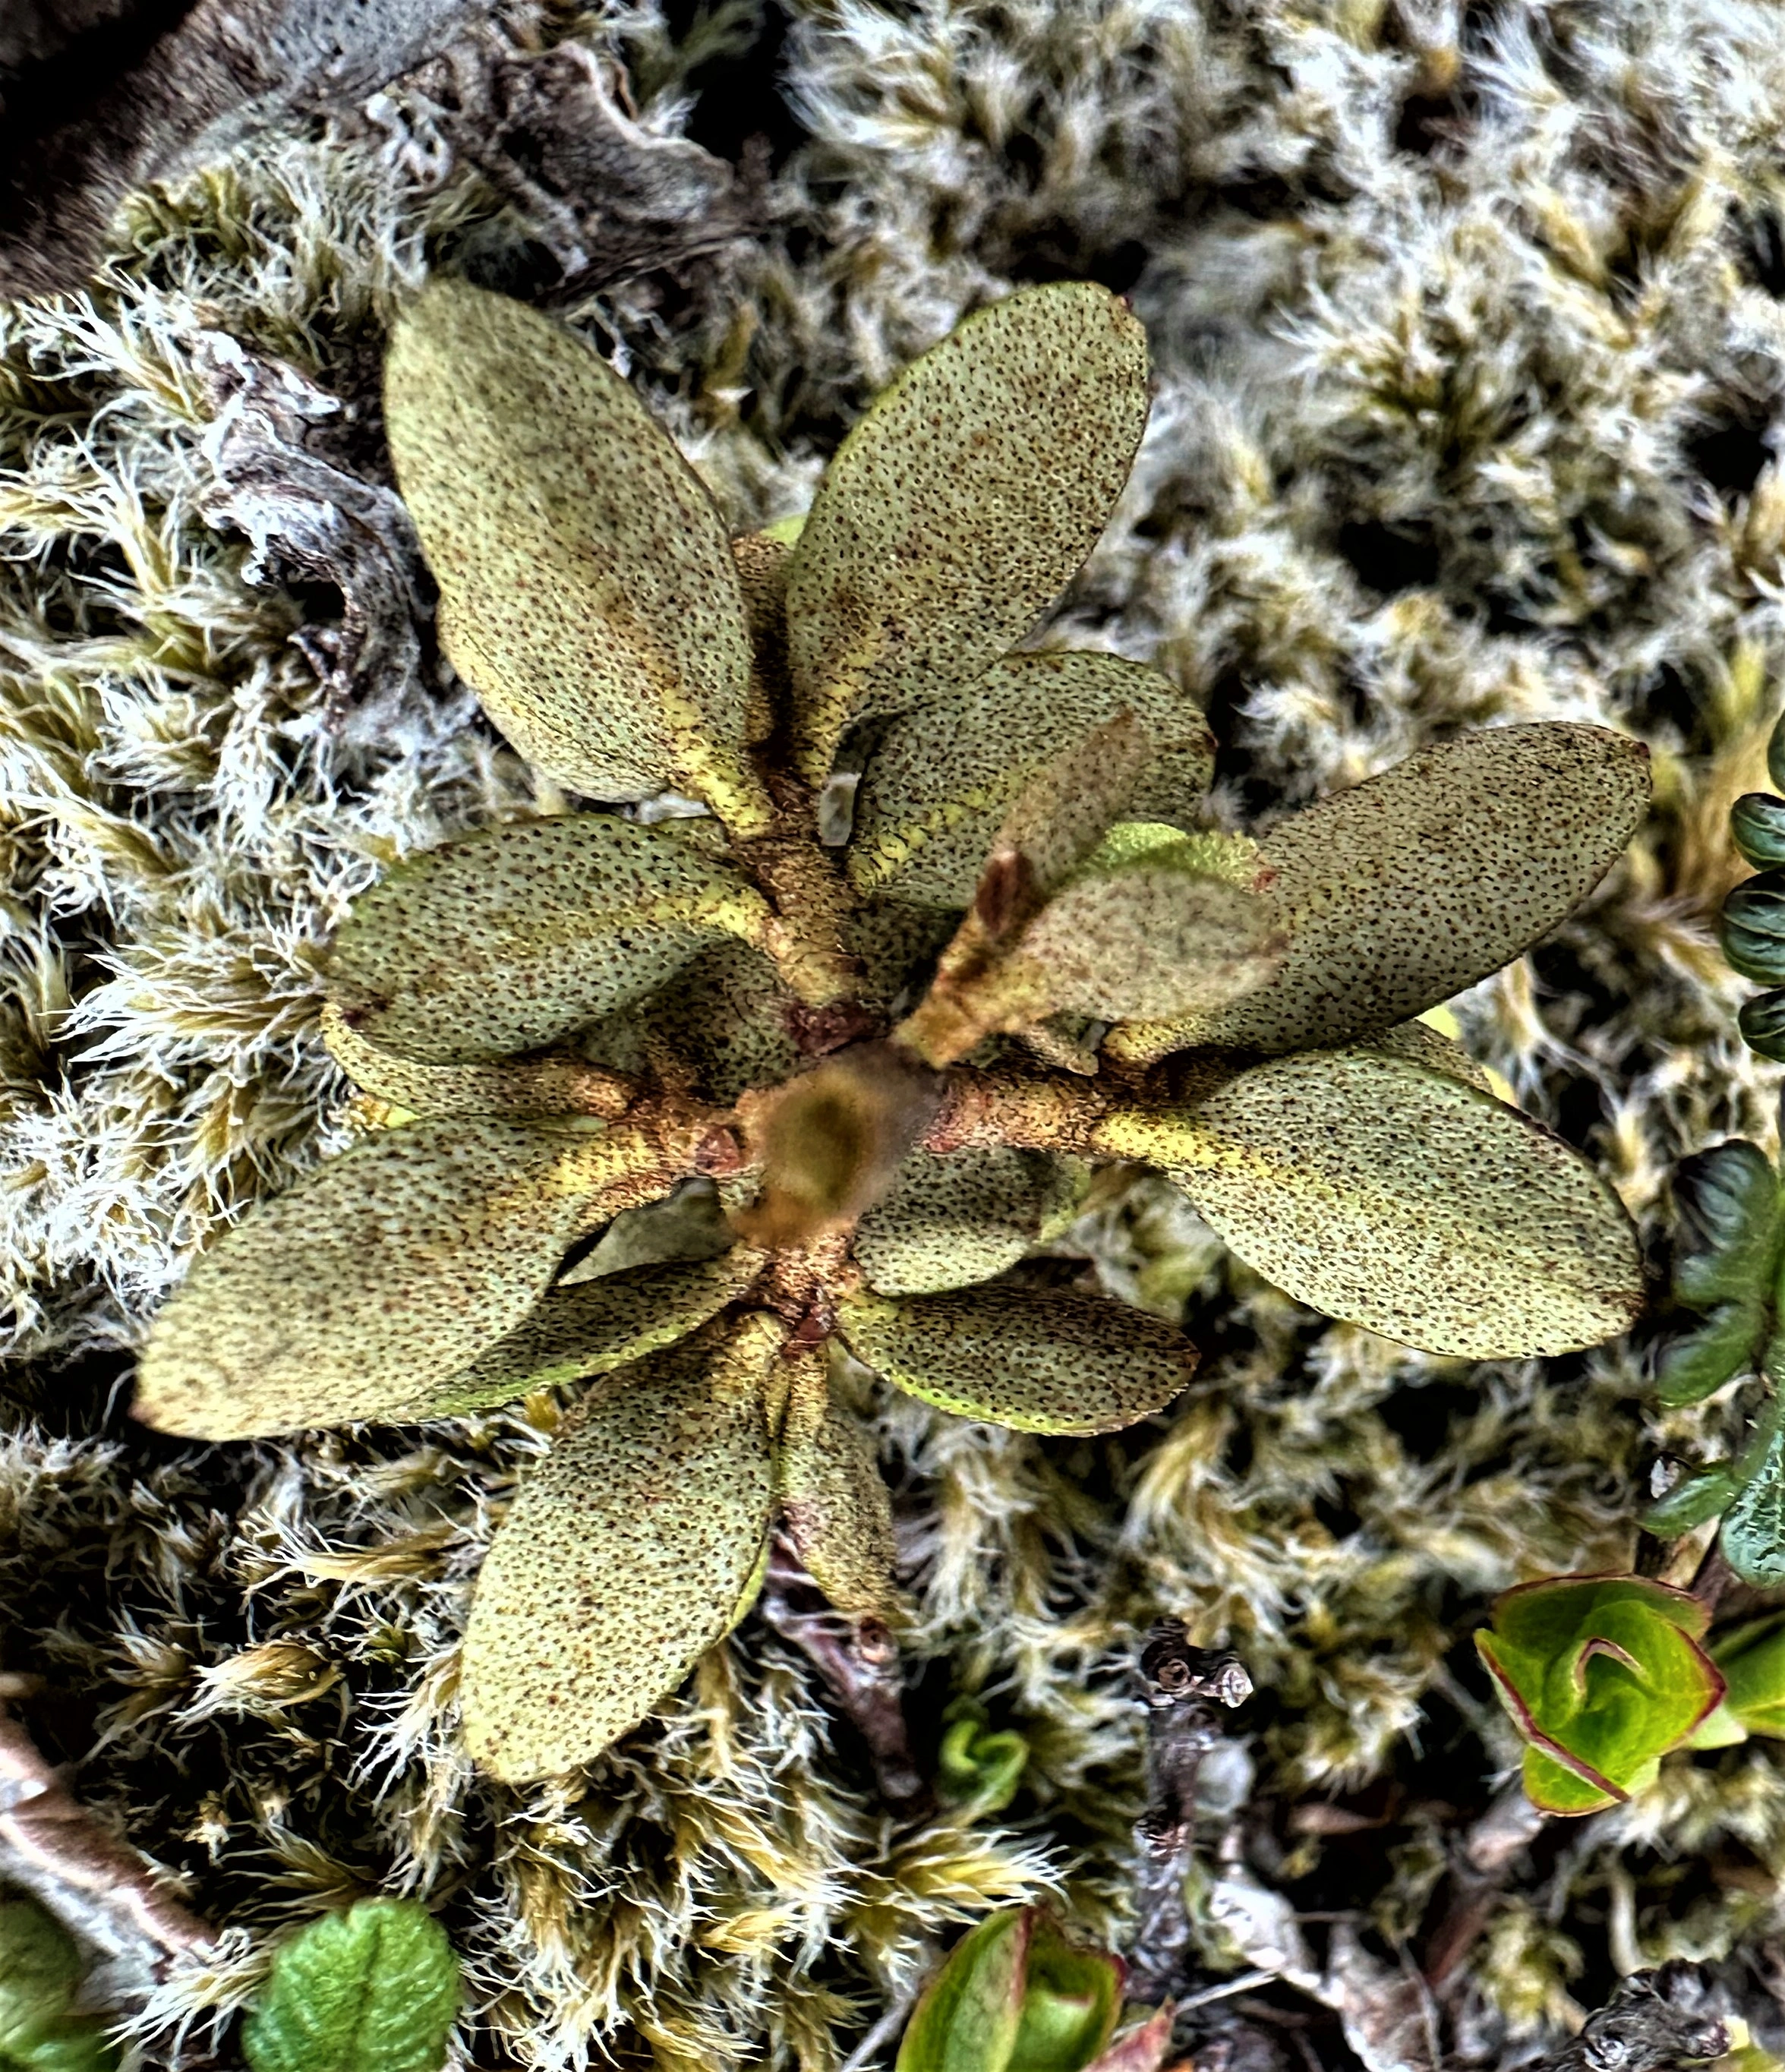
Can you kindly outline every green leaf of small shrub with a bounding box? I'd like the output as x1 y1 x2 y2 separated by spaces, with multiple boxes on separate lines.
1706 1612 1785 1739
1721 1418 1785 1588
1730 792 1785 869
0 1896 118 2072
241 1900 459 2072
895 1909 1122 2072
1721 869 1785 985
1475 1575 1724 1815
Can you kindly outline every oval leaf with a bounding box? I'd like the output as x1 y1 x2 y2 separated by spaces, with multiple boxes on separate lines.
460 1313 784 1778
786 284 1150 781
134 1121 623 1438
1147 723 1651 1055
326 815 771 1065
854 1147 1086 1295
398 1252 765 1419
774 1350 900 1619
1722 1421 1785 1588
1670 1139 1782 1309
241 1900 460 2072
0 1897 118 2072
837 1286 1196 1435
849 653 1215 907
1103 1049 1642 1358
384 279 767 827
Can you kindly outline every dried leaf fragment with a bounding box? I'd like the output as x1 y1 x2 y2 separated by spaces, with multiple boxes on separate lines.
384 278 768 828
459 1312 785 1778
786 282 1150 781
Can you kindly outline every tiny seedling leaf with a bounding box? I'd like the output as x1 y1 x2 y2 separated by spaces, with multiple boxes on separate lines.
1474 1575 1723 1816
326 815 771 1066
1104 1049 1642 1358
1151 723 1652 1055
383 279 767 825
241 1899 459 2072
786 282 1150 781
895 1908 1124 2072
837 1286 1195 1434
460 1313 784 1778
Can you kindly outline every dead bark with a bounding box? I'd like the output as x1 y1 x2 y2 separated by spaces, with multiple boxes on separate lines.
0 1698 213 1999
0 0 488 298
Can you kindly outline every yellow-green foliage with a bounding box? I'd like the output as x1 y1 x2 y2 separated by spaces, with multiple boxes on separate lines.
134 278 1651 1787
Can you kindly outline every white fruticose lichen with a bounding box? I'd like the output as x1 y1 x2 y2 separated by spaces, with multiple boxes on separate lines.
3 1 1785 2067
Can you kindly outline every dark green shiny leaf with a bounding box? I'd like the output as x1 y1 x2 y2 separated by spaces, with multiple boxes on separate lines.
1732 793 1785 870
1721 869 1785 985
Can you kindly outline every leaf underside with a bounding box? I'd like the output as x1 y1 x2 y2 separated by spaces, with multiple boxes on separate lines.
134 1121 597 1440
383 277 755 813
1150 723 1652 1056
326 815 763 1066
786 282 1150 781
1113 1049 1642 1358
837 1285 1196 1434
459 1314 783 1780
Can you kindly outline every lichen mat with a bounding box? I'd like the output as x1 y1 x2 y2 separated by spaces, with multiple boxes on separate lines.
130 277 1654 1785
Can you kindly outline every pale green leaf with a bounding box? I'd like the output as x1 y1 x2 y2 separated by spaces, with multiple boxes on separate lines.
774 1350 900 1618
848 653 1215 907
837 1287 1196 1434
320 1004 632 1121
854 1147 1087 1295
1358 1015 1493 1093
395 1252 765 1418
578 936 803 1106
384 279 769 829
134 1120 645 1438
785 284 1150 781
326 814 772 1066
1142 723 1652 1055
241 1900 459 2072
1100 1049 1642 1357
0 1897 118 2072
460 1314 784 1778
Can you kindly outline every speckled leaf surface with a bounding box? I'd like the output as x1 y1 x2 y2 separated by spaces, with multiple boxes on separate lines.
854 1147 1087 1295
1359 1016 1494 1093
396 1252 765 1419
134 1121 600 1439
848 653 1216 907
326 815 771 1065
774 1351 900 1619
459 1314 784 1779
1146 723 1652 1055
1105 1049 1641 1358
837 1286 1196 1435
320 1004 632 1121
732 531 792 746
784 283 1150 781
1017 825 1283 1021
383 279 766 825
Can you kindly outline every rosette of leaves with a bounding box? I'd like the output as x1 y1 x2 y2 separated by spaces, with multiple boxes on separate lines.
895 1908 1173 2072
1644 1136 1785 1586
135 276 1651 1781
1476 1575 1726 1815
